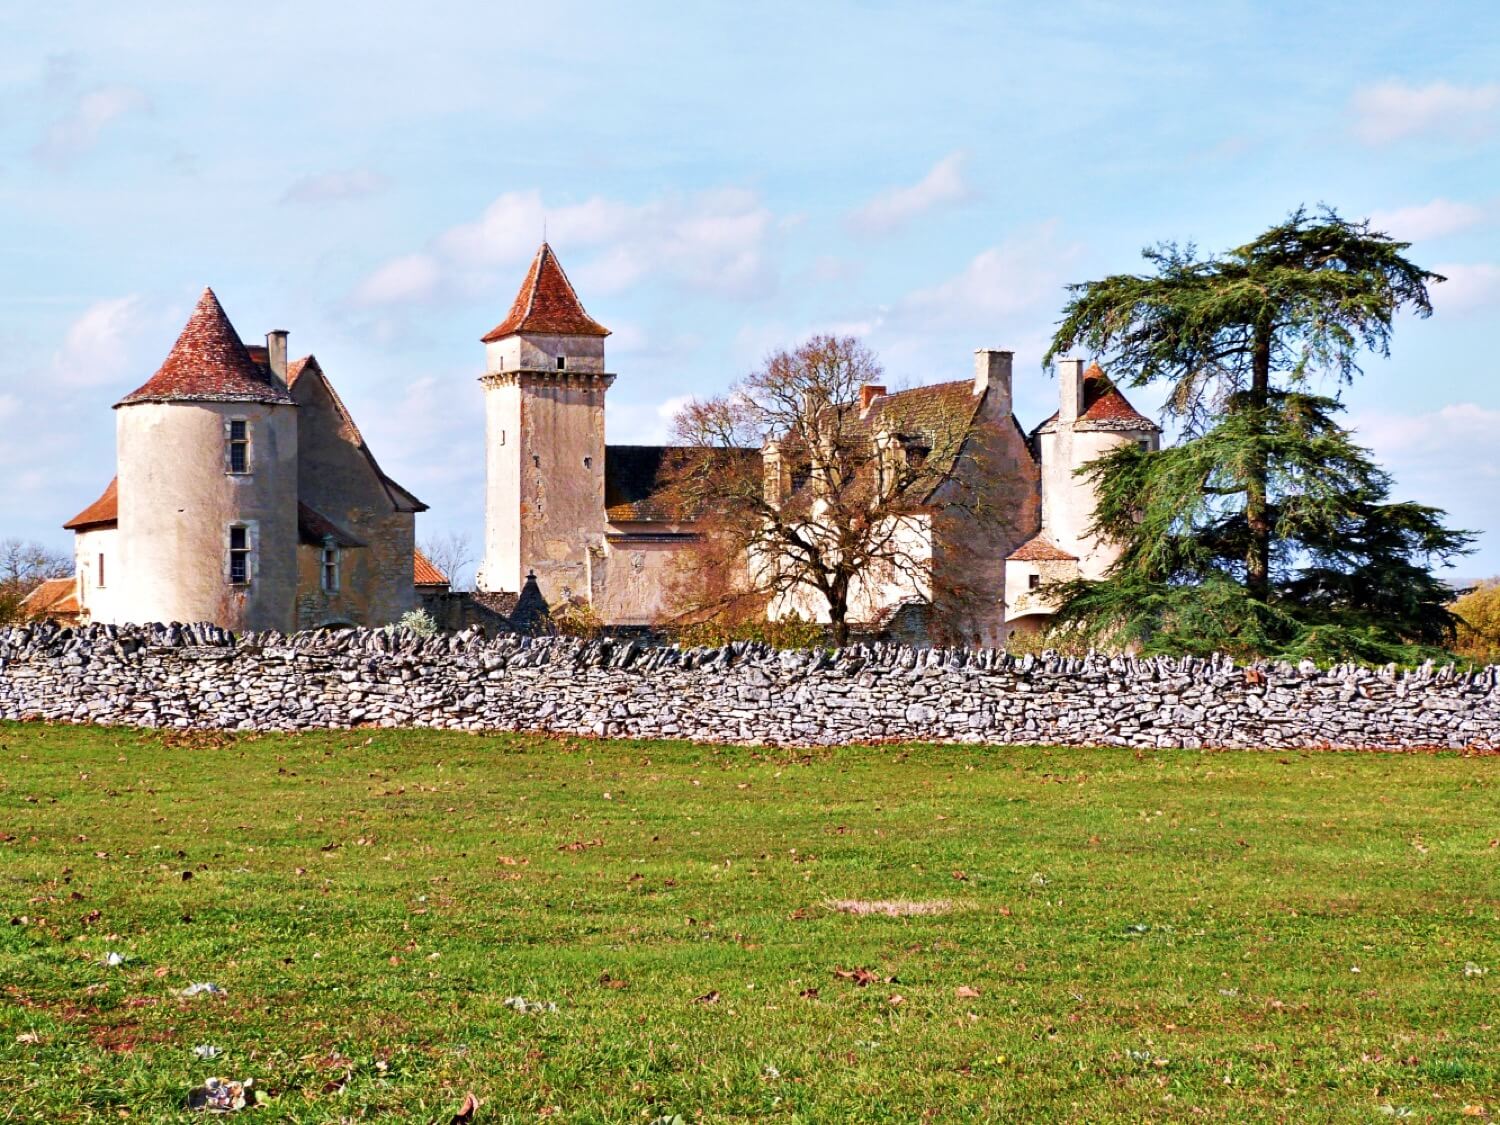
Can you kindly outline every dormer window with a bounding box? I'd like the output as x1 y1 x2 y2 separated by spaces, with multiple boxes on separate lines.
226 418 250 474
556 356 567 370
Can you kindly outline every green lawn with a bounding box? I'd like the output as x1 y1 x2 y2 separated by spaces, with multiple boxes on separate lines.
0 724 1495 1123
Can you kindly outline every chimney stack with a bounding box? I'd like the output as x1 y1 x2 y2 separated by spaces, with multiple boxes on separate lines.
859 383 887 414
266 330 289 386
1057 357 1085 424
973 348 1013 415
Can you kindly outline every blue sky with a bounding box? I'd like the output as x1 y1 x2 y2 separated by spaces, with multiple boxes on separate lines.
2 0 1497 578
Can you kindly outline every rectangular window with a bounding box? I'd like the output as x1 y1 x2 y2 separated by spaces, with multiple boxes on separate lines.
97 553 106 588
321 544 340 592
556 356 566 370
1028 573 1041 591
229 525 251 584
227 419 250 474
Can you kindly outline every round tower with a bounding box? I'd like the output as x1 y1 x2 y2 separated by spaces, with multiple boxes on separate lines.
113 288 299 630
1038 359 1160 578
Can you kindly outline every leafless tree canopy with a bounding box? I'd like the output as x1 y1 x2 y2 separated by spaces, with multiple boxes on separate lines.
0 537 73 625
419 531 477 592
662 335 1001 646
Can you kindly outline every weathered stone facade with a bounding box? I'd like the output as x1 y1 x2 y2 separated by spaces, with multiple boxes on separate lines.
3 622 1494 750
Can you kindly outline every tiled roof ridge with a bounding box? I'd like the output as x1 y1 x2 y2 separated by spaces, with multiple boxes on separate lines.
481 243 610 342
1007 533 1079 562
1034 363 1158 434
117 288 295 407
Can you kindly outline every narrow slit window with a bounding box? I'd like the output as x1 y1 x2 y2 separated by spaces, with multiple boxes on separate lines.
229 525 251 584
227 419 250 474
97 553 106 588
321 541 340 592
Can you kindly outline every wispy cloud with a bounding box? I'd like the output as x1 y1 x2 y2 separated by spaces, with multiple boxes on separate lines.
51 295 153 386
1430 262 1500 312
281 169 389 205
1369 198 1486 241
891 220 1082 327
353 186 779 308
1350 80 1500 145
32 84 151 166
847 151 975 236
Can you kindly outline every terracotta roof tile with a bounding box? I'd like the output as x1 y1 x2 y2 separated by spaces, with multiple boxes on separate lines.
64 478 119 530
413 549 448 587
20 576 79 616
117 288 295 407
482 243 609 342
1036 364 1158 434
605 444 758 522
1007 534 1079 562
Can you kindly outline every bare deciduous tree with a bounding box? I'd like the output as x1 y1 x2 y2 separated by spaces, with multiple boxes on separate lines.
418 531 477 592
0 537 73 625
662 335 1018 647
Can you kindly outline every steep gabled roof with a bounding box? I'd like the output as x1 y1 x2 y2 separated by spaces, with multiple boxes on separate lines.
413 549 449 587
117 288 295 407
287 355 427 513
1035 363 1158 435
481 242 609 342
64 478 119 531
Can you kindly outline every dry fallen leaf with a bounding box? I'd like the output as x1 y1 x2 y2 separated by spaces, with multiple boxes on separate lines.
888 993 905 1006
450 1092 480 1123
955 985 981 999
693 990 720 1005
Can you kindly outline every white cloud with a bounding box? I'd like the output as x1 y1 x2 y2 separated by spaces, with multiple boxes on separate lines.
1354 402 1500 461
32 84 151 165
893 220 1082 327
51 296 151 386
847 151 975 235
1350 80 1500 145
281 168 388 205
606 395 694 444
1369 199 1486 242
356 186 778 308
352 253 443 305
1430 263 1500 313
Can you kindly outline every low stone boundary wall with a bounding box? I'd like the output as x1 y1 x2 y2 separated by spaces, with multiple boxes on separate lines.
1 622 1496 749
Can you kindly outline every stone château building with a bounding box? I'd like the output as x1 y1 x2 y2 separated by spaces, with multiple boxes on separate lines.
57 288 430 631
43 244 1157 643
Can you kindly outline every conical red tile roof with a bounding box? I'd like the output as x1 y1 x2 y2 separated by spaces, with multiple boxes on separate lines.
481 243 609 342
116 288 295 406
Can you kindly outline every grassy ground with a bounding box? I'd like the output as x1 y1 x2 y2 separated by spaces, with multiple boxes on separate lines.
0 724 1495 1123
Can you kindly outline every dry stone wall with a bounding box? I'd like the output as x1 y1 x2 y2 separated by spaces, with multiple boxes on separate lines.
1 622 1496 749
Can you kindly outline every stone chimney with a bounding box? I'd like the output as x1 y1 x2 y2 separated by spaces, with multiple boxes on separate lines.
265 330 289 386
763 438 790 508
1056 357 1085 425
973 349 1013 415
859 383 887 414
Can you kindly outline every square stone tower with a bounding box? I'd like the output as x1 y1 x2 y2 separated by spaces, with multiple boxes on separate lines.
475 243 614 604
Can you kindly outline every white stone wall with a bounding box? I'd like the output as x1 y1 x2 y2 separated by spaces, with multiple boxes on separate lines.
114 401 299 631
73 526 119 623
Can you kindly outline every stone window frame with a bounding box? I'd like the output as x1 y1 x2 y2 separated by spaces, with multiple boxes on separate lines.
320 536 341 594
227 521 256 585
225 416 252 475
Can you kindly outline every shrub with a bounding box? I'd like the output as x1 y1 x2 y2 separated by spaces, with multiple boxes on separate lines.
550 599 604 640
397 608 439 637
672 612 826 650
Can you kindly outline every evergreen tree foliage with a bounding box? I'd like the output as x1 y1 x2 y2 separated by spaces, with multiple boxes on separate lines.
1043 207 1471 662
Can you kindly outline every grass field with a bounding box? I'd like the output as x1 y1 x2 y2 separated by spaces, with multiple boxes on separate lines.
0 723 1496 1122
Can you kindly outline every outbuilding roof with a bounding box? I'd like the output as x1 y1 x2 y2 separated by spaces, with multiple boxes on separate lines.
63 477 119 531
116 288 296 407
1007 534 1079 562
481 242 610 342
20 576 80 617
413 549 449 587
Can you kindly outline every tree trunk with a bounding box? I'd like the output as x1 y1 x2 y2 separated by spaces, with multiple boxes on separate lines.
1245 326 1272 600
